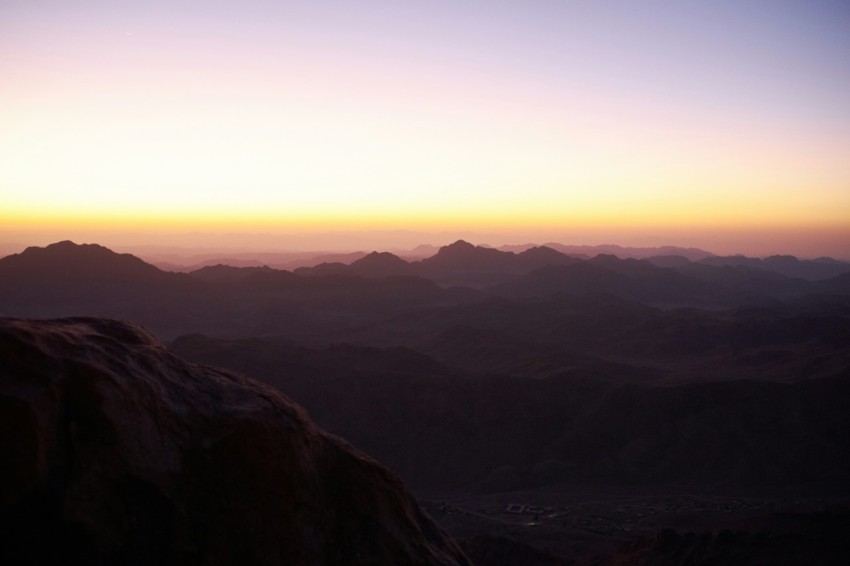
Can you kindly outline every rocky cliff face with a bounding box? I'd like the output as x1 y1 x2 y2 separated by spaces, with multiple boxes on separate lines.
0 317 468 565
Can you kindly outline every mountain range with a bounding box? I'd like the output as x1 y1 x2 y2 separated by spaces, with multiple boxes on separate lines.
2 240 849 563
2 240 847 341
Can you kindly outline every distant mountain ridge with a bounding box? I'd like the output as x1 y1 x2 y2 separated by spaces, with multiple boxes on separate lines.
165 239 849 283
498 242 715 261
699 254 850 281
297 241 582 286
1 240 167 280
2 240 849 341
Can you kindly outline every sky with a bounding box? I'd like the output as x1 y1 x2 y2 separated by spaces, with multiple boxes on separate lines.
1 0 849 257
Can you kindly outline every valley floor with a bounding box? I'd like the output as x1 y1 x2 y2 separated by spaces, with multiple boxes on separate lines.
420 487 850 564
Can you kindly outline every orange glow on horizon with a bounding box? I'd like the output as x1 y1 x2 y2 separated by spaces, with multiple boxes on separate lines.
2 2 849 258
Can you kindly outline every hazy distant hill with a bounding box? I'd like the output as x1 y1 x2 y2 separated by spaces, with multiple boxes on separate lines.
499 243 715 261
296 251 413 278
3 241 848 342
645 254 694 268
188 263 282 282
350 251 414 277
670 261 815 299
491 256 729 308
413 240 515 287
0 241 477 339
144 250 368 272
412 240 579 287
0 240 846 356
0 241 201 325
700 254 850 281
0 240 171 283
292 241 582 287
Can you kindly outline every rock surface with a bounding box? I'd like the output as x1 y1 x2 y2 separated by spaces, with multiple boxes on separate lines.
0 317 468 565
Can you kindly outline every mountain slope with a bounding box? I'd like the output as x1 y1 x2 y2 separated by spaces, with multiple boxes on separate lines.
0 317 469 565
700 255 850 281
0 241 475 340
412 240 577 287
0 240 191 293
0 240 162 276
295 251 414 278
351 251 414 277
170 332 850 493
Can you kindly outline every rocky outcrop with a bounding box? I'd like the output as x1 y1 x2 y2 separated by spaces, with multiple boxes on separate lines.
0 317 468 565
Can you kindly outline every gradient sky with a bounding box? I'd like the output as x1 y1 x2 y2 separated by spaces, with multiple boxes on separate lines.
2 0 849 256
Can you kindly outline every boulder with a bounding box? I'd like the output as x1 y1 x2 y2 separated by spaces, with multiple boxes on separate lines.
0 317 468 565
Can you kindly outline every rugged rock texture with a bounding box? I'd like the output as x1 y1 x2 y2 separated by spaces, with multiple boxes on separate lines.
0 317 468 565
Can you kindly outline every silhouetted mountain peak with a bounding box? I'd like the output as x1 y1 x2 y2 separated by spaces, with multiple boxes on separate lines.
28 240 112 256
1 240 164 279
536 242 714 261
42 239 83 250
412 241 520 287
427 240 504 263
512 246 580 272
353 251 408 267
440 240 477 254
518 246 566 260
349 251 412 277
293 261 350 277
